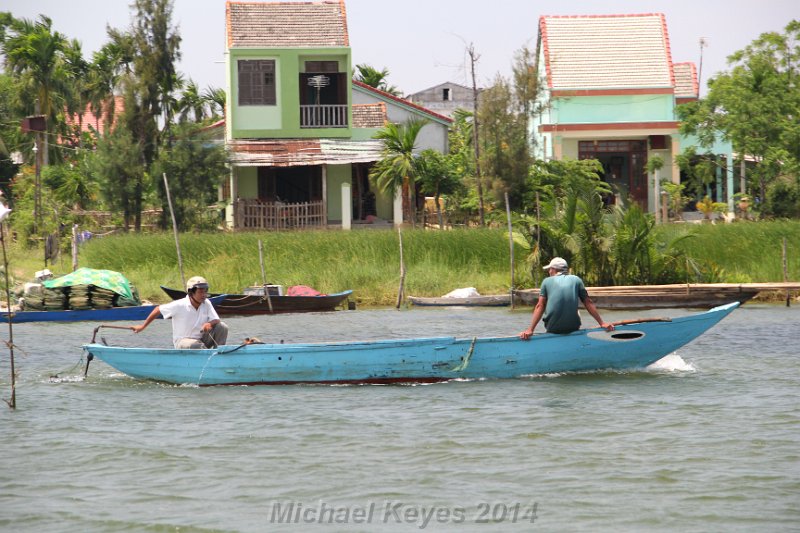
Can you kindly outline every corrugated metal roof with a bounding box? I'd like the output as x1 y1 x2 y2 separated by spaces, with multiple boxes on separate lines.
227 138 382 166
541 14 674 90
227 1 349 48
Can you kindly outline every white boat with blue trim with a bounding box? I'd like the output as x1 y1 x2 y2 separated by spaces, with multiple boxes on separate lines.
82 302 739 386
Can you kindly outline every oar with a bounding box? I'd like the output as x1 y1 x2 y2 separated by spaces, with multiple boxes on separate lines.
85 324 136 378
91 324 135 344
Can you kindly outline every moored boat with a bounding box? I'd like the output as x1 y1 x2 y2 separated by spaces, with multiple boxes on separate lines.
1 295 228 323
161 286 353 316
408 294 511 307
83 302 739 386
512 283 785 309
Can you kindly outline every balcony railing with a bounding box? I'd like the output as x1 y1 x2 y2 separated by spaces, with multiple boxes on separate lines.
234 199 326 230
300 104 348 128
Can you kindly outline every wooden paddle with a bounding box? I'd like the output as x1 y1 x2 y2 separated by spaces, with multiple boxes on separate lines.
91 324 135 344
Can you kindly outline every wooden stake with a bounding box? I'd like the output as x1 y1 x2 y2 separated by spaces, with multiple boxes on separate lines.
396 227 405 309
162 173 185 289
258 239 273 313
783 237 790 307
71 224 79 272
505 192 515 309
1 220 16 409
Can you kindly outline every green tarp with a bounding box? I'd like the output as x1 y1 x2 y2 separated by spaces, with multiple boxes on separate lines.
42 268 134 300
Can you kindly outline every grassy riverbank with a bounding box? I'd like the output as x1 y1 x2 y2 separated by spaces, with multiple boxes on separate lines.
5 220 800 306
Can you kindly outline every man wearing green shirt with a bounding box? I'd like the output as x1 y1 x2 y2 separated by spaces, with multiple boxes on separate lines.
519 257 614 338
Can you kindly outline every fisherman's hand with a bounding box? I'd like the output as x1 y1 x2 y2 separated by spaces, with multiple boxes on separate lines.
201 322 213 332
519 328 535 340
132 325 145 334
601 322 615 332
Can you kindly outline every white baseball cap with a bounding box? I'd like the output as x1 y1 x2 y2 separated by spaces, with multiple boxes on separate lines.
543 257 568 271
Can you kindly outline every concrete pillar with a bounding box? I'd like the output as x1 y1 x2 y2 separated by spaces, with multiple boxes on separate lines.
341 182 352 230
553 136 563 160
227 167 237 229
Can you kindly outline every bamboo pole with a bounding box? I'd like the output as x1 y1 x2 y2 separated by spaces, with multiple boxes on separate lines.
396 227 405 309
505 192 515 309
162 173 185 289
258 239 273 313
1 212 16 409
783 237 790 307
71 224 79 272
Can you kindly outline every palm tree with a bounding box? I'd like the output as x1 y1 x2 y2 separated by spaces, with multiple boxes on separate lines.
354 63 401 96
2 15 73 165
85 33 136 133
370 118 428 227
203 86 226 119
177 80 205 123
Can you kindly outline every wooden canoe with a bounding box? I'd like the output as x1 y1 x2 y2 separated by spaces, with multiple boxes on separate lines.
512 283 796 309
161 286 352 316
83 302 740 386
408 294 511 307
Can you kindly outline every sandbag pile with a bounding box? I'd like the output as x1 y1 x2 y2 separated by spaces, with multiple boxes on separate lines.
19 283 141 311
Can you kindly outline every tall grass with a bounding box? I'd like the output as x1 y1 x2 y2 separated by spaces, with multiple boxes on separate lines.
74 229 520 304
6 221 799 305
654 220 800 283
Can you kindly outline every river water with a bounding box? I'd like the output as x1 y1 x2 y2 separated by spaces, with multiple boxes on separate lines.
1 304 798 532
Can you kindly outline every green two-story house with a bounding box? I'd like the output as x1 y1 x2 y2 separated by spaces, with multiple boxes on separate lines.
223 0 450 230
532 13 735 216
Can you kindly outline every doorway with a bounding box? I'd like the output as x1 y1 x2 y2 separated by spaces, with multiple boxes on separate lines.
579 140 648 208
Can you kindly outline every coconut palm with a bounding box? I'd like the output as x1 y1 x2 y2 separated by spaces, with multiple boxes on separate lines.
177 80 205 123
203 86 226 119
354 64 401 96
370 118 428 226
1 15 73 164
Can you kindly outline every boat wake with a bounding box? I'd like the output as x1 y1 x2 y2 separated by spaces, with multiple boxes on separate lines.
646 353 695 372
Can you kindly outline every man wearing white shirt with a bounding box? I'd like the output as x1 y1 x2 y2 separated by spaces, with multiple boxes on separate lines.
133 276 229 348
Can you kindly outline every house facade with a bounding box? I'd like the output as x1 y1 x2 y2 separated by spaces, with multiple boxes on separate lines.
406 81 477 118
223 0 450 230
531 14 735 215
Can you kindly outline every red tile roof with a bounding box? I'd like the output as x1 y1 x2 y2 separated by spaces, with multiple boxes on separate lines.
226 1 349 48
540 14 674 91
352 103 386 128
673 62 698 98
64 96 124 135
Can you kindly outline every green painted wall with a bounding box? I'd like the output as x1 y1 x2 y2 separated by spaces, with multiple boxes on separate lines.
350 127 381 141
326 165 351 220
228 47 352 139
236 167 258 198
555 94 674 124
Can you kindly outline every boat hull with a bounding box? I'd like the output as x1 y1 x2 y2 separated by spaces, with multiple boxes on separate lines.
514 286 760 309
408 294 511 307
1 295 228 324
84 302 739 386
161 286 352 315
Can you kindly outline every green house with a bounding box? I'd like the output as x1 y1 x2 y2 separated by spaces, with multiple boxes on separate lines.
223 0 450 230
532 13 735 217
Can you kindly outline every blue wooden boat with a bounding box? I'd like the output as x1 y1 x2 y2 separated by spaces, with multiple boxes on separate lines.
2 295 228 324
83 302 738 386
